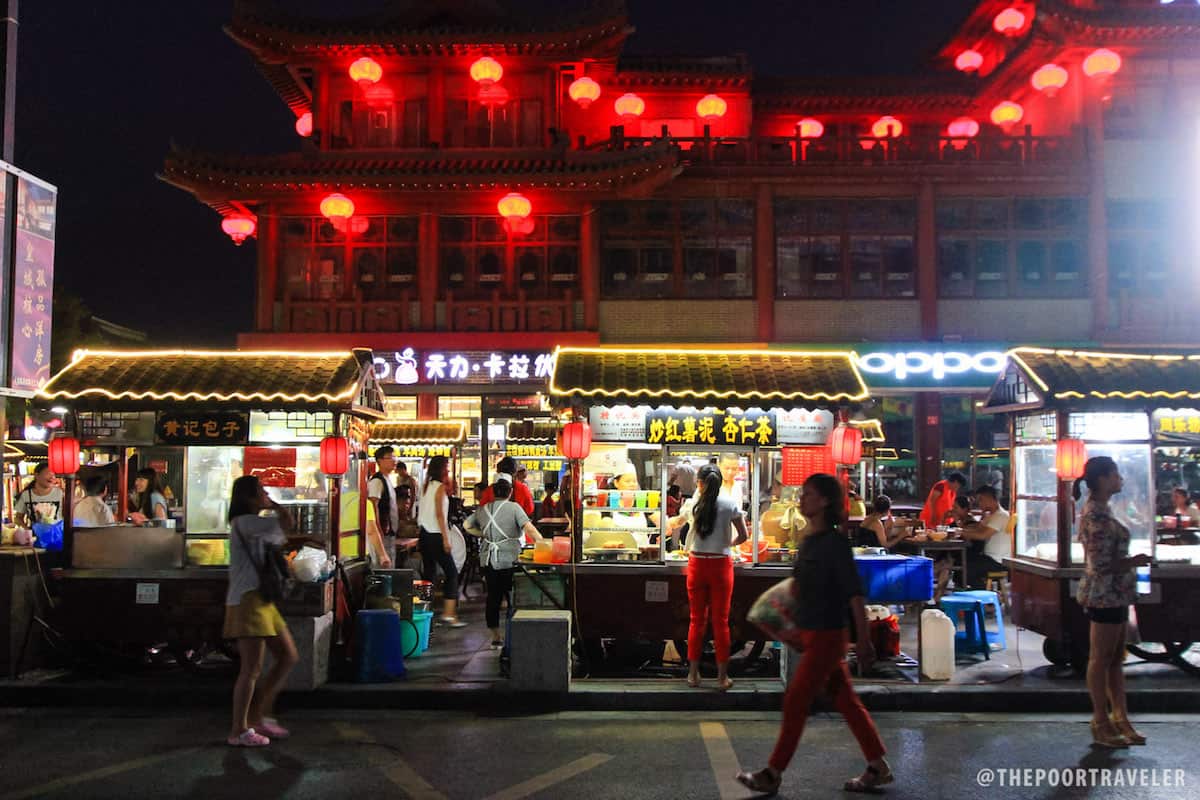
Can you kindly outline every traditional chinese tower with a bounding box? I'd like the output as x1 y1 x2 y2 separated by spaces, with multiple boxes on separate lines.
163 0 1200 487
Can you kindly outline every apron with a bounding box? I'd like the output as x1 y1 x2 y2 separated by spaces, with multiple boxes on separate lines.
478 499 521 570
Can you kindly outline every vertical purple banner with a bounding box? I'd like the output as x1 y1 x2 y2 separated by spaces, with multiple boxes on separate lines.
10 175 57 391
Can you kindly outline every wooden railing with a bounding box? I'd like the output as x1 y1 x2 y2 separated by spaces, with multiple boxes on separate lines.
278 290 576 333
585 125 1084 168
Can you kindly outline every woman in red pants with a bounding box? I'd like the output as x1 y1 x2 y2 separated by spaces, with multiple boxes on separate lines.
737 473 892 794
668 463 747 690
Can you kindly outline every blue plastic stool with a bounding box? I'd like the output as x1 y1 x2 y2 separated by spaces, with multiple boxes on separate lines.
940 590 1006 659
354 609 407 682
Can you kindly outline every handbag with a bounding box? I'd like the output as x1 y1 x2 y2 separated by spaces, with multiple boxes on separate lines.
747 578 806 648
235 518 292 603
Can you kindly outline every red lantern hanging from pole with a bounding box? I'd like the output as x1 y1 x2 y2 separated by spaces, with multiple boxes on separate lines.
568 76 601 109
828 424 863 467
49 436 81 476
348 57 383 88
320 436 350 476
1056 438 1087 481
557 421 592 460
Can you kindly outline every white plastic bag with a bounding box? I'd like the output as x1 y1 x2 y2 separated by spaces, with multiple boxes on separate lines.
450 524 467 572
290 546 327 583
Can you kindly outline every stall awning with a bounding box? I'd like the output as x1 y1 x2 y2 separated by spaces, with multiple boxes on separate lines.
850 419 885 442
37 349 387 415
5 440 46 462
549 347 868 405
371 421 468 445
985 347 1200 411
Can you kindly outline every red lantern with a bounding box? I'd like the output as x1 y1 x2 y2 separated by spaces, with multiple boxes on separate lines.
955 50 983 73
990 100 1024 129
993 7 1026 36
558 421 592 460
828 425 863 467
295 111 313 137
796 118 824 138
696 94 727 122
477 83 509 108
568 77 601 109
1083 49 1122 80
470 56 503 86
946 116 980 150
348 57 383 87
1032 64 1069 97
614 93 645 120
497 192 533 234
220 214 256 245
320 436 350 476
320 193 355 222
1056 438 1087 481
48 436 80 476
871 115 903 138
363 83 395 108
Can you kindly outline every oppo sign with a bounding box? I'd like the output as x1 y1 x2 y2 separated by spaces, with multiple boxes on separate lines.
854 350 1007 382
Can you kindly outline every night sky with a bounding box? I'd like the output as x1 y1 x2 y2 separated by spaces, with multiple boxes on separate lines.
15 0 968 347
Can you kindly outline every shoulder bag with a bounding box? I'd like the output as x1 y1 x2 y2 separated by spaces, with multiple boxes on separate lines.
235 517 293 603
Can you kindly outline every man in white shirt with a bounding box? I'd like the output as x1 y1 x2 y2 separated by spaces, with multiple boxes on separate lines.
74 475 116 528
961 484 1011 588
367 447 399 568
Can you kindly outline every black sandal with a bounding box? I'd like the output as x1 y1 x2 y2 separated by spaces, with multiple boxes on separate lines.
844 761 893 793
735 768 781 796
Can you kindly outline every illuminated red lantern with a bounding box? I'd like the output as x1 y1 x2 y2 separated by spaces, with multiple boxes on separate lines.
614 92 645 120
497 192 533 235
477 83 509 107
557 421 592 460
990 100 1024 129
1032 64 1069 97
320 436 350 476
955 50 983 73
363 83 395 108
946 116 980 150
696 94 727 121
470 56 503 85
796 118 824 138
320 193 355 222
220 214 257 245
993 7 1026 36
48 436 80 476
348 57 383 87
1083 48 1122 80
568 76 601 109
1056 438 1087 481
828 425 863 466
295 111 313 137
871 115 903 138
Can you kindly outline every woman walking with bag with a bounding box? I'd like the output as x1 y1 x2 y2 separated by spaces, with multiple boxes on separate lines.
464 477 543 648
737 474 890 795
1074 456 1150 747
224 476 298 747
418 456 466 627
667 464 747 690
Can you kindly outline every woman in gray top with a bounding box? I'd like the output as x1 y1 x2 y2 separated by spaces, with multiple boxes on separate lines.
224 476 298 747
465 478 543 648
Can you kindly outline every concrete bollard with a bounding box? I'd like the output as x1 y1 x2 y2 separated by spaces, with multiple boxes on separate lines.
265 612 333 691
510 609 572 692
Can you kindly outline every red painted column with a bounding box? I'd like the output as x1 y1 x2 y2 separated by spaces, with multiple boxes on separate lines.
917 180 938 339
1083 92 1109 338
917 393 943 499
754 184 775 341
428 67 446 147
419 211 438 329
580 204 599 331
257 205 277 332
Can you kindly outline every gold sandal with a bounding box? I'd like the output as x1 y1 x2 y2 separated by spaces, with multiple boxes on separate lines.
1110 716 1146 745
1090 720 1130 749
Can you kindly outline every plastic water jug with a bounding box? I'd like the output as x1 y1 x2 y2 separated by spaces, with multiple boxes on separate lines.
551 537 572 564
920 609 956 680
534 540 554 564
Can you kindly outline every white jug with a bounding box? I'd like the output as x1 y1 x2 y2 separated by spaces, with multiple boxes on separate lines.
920 609 956 680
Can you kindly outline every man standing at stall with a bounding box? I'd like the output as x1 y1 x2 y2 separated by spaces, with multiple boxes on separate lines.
367 447 399 568
919 472 966 529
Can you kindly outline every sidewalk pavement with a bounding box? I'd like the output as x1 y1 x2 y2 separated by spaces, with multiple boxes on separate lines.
2 599 1197 713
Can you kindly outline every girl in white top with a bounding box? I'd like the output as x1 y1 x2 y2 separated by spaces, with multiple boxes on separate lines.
417 455 464 626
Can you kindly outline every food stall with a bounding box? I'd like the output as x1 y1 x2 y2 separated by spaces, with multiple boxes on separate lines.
984 347 1200 674
35 348 387 663
4 440 47 523
548 346 933 669
368 419 468 490
505 420 567 513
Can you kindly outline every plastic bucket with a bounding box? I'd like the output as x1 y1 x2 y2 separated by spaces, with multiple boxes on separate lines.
401 609 434 658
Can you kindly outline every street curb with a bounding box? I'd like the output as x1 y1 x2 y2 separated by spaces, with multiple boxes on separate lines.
3 683 1198 714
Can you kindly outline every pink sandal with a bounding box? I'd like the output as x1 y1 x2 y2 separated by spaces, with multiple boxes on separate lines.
256 718 290 739
227 728 270 747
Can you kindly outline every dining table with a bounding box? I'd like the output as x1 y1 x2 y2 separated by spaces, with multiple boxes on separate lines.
908 535 971 588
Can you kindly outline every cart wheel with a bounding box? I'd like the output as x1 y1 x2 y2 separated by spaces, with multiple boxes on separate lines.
1166 642 1200 676
1069 639 1091 674
1127 642 1180 663
1042 638 1071 666
401 618 421 659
